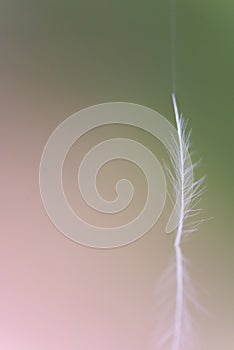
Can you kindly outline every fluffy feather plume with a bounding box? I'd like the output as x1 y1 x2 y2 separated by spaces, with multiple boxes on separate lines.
153 94 205 350
166 94 205 241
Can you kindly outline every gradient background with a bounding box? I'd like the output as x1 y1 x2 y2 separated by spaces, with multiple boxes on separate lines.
1 1 233 349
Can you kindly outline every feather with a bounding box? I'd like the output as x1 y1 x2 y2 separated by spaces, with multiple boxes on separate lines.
153 94 205 350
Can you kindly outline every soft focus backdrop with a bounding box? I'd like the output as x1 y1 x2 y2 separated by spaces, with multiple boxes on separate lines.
1 1 233 349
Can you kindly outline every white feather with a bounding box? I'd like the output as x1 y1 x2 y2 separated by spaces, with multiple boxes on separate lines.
153 94 205 350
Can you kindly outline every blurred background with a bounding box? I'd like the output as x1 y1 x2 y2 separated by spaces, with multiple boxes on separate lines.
1 1 233 349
